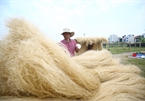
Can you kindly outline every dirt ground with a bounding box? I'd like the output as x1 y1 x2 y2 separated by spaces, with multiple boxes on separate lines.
112 52 134 64
113 51 145 64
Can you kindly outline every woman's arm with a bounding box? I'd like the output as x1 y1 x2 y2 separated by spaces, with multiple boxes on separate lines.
75 47 79 53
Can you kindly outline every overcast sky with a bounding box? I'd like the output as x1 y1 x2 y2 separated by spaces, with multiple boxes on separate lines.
0 0 145 42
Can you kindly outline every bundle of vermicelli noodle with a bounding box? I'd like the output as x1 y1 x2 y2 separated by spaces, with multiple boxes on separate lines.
0 18 145 101
0 18 100 99
74 50 145 101
75 37 108 55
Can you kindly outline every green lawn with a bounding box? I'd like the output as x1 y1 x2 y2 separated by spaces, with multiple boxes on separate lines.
107 47 145 77
105 47 145 54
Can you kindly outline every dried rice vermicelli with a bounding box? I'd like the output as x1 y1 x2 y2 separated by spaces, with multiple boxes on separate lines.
73 50 119 68
91 73 145 101
0 18 100 100
0 18 145 101
74 49 145 100
75 37 108 55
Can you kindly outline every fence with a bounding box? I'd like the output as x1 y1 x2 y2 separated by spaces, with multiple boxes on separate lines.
103 42 145 48
102 42 145 54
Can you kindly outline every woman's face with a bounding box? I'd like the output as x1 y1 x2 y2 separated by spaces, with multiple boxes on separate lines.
63 32 71 39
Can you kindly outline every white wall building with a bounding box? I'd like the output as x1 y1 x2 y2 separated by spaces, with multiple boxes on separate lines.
142 33 145 38
108 34 118 43
125 34 134 43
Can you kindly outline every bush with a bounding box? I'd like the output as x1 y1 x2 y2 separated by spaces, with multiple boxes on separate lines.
127 43 145 47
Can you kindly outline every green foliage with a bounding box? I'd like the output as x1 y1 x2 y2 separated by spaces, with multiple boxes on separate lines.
139 36 145 42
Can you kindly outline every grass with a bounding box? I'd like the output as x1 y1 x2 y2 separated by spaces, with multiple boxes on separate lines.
105 47 145 54
107 47 145 77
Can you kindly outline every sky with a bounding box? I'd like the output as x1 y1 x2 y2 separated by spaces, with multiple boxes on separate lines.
0 0 145 42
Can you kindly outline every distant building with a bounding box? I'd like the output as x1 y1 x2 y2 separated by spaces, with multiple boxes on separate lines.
134 36 140 42
122 35 126 42
108 34 135 43
122 34 134 43
134 33 145 42
108 34 118 43
127 34 134 43
118 37 122 42
142 33 145 38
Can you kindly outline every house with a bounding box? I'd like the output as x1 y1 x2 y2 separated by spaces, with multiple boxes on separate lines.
134 33 145 42
122 35 126 42
118 37 123 42
134 36 140 42
108 34 118 43
122 34 134 43
142 33 145 38
108 34 135 43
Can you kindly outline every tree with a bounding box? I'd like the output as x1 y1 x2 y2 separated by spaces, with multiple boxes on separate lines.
139 36 145 42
